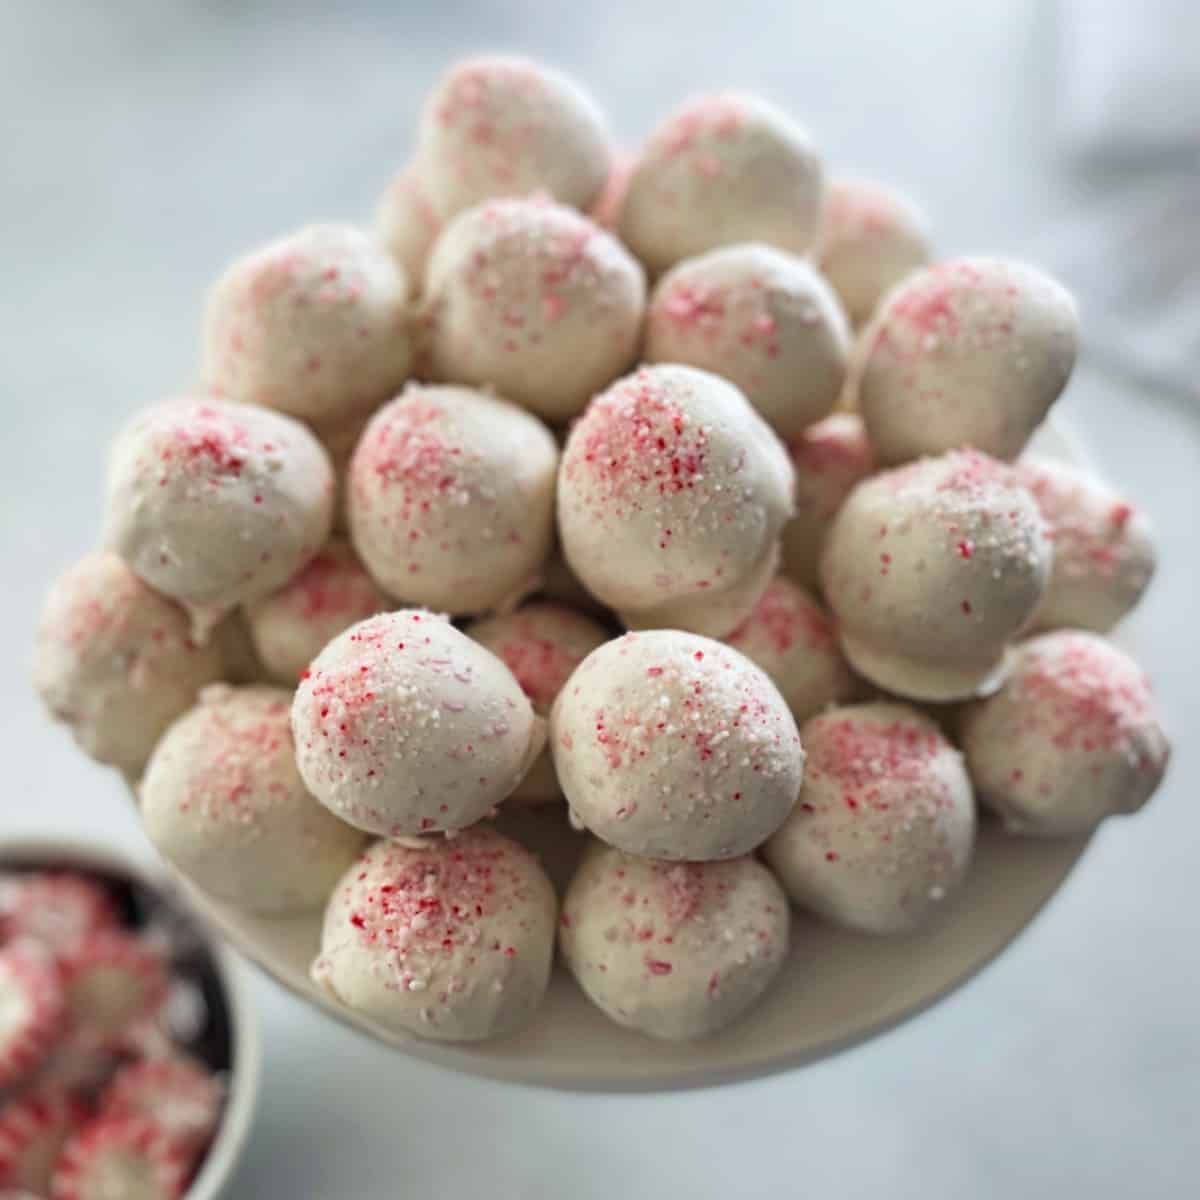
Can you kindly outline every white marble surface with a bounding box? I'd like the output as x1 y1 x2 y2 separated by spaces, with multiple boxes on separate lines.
3 2 1197 1197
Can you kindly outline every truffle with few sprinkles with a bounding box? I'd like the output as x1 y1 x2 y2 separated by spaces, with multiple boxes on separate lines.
375 164 442 291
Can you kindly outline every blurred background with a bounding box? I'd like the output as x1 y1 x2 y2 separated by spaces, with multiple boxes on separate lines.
3 1 1197 1197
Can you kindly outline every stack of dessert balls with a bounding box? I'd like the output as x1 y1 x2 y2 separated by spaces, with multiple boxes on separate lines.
33 55 1170 1047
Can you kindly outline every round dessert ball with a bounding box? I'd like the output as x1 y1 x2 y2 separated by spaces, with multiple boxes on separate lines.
291 611 545 836
466 603 610 805
588 150 634 230
619 93 823 275
318 411 371 536
313 827 557 1041
724 577 854 723
423 197 645 423
816 176 932 328
141 685 366 912
211 610 266 685
857 257 1079 464
644 243 850 441
961 632 1170 836
821 449 1052 702
781 412 876 592
415 54 612 222
550 630 804 861
245 539 388 684
557 365 795 632
103 397 335 640
33 553 222 777
560 842 789 1040
1016 459 1156 633
347 383 558 613
202 224 412 429
375 164 442 290
763 703 975 935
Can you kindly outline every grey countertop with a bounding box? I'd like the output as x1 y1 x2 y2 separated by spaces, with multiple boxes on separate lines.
3 2 1197 1197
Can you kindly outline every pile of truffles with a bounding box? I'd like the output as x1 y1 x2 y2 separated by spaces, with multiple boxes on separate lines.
34 54 1170 1048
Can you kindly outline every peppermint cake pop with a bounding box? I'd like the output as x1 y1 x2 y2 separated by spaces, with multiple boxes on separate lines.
550 631 804 861
103 398 335 640
347 384 558 612
99 1055 223 1159
644 243 849 440
245 540 388 684
141 685 366 912
961 632 1170 836
857 257 1079 464
1016 459 1156 633
560 843 789 1040
821 449 1052 701
415 54 611 221
816 176 932 327
763 703 975 934
725 577 854 723
780 412 875 592
0 942 64 1090
466 603 610 805
0 1086 86 1195
33 553 223 777
557 365 794 634
51 1116 187 1200
423 198 645 423
313 827 557 1041
619 93 823 275
202 223 412 429
291 611 545 836
375 165 441 289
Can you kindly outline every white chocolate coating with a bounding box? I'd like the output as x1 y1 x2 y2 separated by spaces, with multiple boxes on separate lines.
764 703 975 935
645 243 849 440
415 54 611 221
245 539 388 684
1016 459 1156 633
375 165 441 291
619 93 823 275
141 686 365 912
858 257 1079 464
33 553 222 776
103 398 335 640
424 198 645 423
550 631 804 861
816 176 932 327
961 632 1170 836
560 842 789 1040
466 603 610 805
822 450 1051 701
202 224 412 429
291 611 545 836
557 365 795 622
313 828 557 1041
347 383 558 613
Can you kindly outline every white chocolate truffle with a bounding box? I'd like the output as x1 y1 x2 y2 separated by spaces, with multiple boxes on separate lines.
141 685 365 912
415 54 611 222
318 411 370 536
781 412 875 592
821 450 1052 701
347 384 558 613
560 843 789 1040
550 631 804 861
645 243 849 440
245 540 388 684
588 151 634 230
313 827 556 1041
764 703 975 934
619 93 823 275
858 257 1079 464
816 176 932 327
202 224 412 429
466 603 610 805
424 198 645 423
291 611 545 836
33 553 222 776
961 632 1170 836
1016 459 1156 633
557 365 794 627
103 397 335 639
375 165 442 290
725 577 854 723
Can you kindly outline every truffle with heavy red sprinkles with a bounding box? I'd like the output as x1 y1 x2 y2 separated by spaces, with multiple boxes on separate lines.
0 941 66 1090
50 1115 188 1200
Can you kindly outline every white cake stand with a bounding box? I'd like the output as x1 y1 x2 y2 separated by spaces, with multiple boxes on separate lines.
152 421 1095 1092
